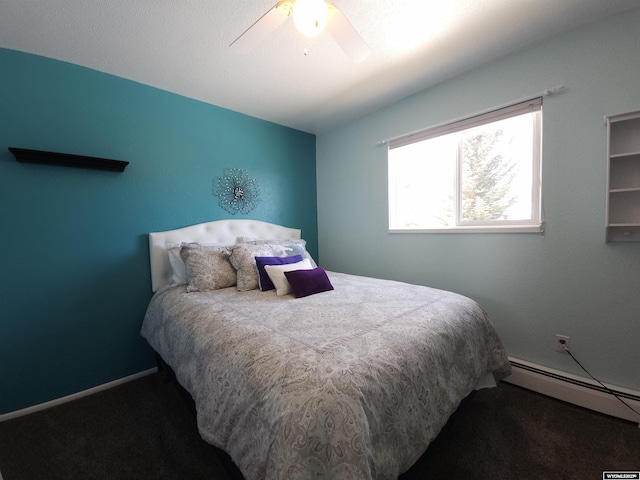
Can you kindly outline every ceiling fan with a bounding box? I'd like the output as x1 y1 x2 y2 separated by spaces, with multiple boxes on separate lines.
230 0 371 63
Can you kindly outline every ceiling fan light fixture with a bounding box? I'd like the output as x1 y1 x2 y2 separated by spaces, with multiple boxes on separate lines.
292 0 329 36
230 0 370 63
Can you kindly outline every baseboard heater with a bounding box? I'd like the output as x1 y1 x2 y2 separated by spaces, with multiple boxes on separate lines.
505 357 640 426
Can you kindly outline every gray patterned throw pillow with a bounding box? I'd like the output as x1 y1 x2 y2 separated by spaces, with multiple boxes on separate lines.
230 243 288 291
179 243 236 292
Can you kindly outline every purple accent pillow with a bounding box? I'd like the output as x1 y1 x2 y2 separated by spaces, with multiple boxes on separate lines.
255 255 303 291
284 267 334 298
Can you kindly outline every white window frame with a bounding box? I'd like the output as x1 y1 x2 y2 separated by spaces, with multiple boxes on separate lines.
388 98 543 233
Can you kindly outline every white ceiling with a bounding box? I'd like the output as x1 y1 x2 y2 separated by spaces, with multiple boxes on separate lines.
1 0 638 134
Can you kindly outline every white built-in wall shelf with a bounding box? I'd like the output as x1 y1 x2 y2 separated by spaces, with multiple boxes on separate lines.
605 111 640 242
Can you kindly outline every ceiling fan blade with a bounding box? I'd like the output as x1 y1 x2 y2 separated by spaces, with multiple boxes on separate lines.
230 1 292 53
325 4 370 63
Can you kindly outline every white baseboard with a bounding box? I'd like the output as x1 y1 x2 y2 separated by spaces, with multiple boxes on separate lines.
505 357 640 426
0 368 158 422
3 360 639 427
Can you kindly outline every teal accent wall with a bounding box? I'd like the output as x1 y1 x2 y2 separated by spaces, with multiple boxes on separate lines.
317 11 640 390
0 49 317 414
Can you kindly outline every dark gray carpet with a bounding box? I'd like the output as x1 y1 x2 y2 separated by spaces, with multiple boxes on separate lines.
0 373 638 480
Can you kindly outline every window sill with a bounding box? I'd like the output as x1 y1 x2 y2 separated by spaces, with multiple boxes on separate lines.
389 224 544 234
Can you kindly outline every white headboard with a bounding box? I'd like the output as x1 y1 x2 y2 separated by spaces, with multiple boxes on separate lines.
149 219 301 292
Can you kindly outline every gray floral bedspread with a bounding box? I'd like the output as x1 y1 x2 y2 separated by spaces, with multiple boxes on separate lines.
141 271 511 480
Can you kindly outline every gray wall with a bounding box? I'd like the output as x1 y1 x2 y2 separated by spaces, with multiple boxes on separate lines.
316 10 640 390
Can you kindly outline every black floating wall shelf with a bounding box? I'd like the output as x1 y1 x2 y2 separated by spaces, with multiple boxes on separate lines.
9 147 129 172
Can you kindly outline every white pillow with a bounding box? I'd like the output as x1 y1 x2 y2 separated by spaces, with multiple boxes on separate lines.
167 243 187 286
264 259 313 296
237 237 317 267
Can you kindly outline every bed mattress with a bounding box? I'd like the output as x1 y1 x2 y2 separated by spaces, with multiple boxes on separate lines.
141 271 511 480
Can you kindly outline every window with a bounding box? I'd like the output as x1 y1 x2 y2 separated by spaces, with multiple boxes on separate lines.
388 98 542 233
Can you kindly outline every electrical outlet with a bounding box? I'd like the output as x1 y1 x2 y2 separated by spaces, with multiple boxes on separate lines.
555 334 570 353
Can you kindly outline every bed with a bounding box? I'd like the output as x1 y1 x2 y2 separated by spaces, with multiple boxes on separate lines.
141 219 511 480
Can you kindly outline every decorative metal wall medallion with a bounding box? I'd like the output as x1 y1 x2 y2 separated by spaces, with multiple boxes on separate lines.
213 168 259 215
